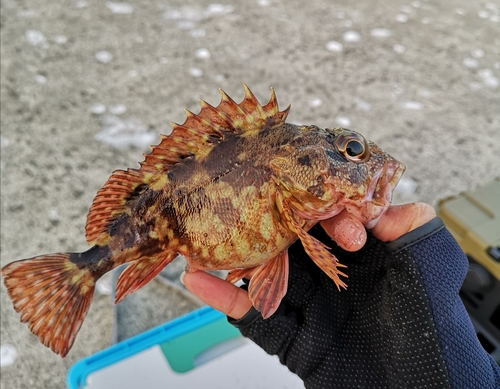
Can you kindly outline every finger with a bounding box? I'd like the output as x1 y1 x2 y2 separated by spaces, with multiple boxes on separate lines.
320 210 367 252
181 270 253 320
371 202 436 242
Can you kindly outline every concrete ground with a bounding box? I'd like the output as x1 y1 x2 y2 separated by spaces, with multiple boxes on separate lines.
1 0 499 388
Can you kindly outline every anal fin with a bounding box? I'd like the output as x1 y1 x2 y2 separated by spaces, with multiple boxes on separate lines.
115 253 176 304
225 267 257 284
247 251 289 319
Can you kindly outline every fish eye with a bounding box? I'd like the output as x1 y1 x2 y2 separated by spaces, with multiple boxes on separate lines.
345 140 364 157
334 133 370 162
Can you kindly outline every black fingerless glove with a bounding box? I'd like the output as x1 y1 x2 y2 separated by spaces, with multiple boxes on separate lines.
229 218 500 389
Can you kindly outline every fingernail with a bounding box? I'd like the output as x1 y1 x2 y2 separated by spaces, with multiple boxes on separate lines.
340 219 357 248
179 271 186 285
336 218 365 251
348 228 366 250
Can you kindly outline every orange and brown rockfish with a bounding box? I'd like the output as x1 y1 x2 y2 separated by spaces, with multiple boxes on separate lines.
2 85 405 357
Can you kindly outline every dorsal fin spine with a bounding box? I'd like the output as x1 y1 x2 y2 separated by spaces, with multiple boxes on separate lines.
263 87 278 110
198 100 235 132
242 83 256 100
218 89 248 121
185 110 224 138
278 105 291 122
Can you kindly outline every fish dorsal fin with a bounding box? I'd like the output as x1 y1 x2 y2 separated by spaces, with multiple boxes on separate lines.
140 84 290 172
85 168 144 244
85 85 290 244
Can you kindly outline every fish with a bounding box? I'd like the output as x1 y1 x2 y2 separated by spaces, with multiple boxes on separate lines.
1 85 405 357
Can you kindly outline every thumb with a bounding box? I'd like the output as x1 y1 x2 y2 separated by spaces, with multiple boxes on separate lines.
371 202 436 242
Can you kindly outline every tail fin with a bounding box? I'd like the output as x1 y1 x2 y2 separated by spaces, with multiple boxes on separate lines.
1 253 96 357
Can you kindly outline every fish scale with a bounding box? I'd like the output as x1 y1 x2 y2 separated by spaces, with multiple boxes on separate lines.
1 85 405 357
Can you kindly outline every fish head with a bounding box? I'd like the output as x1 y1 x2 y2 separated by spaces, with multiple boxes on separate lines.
323 127 406 228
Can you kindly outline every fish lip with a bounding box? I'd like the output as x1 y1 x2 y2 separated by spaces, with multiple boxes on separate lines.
364 159 406 228
372 159 406 206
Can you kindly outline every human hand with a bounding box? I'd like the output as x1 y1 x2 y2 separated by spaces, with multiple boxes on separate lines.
182 202 441 387
181 202 436 320
183 203 499 388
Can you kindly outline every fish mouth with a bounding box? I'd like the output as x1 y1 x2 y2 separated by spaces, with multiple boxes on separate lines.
372 159 406 206
363 159 406 229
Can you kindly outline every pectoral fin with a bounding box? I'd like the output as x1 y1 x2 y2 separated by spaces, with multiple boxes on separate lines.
278 195 348 290
247 251 289 319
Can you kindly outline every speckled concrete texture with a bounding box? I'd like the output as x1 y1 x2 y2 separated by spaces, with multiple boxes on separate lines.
1 0 499 388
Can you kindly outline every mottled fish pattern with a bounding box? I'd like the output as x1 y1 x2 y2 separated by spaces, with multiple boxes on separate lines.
2 85 405 357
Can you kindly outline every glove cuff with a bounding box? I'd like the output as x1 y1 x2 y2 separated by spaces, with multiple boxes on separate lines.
228 306 262 329
385 217 444 253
